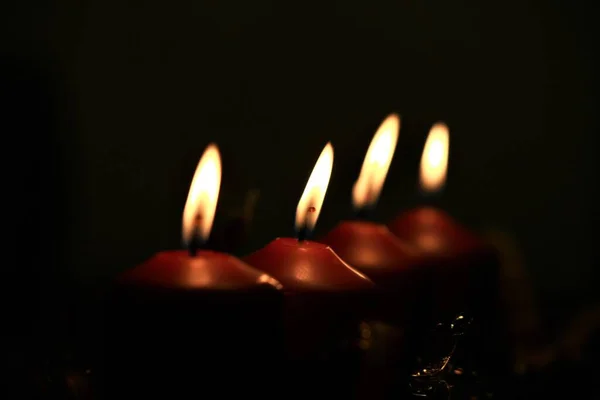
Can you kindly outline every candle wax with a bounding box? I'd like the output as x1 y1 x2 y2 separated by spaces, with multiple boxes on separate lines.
388 207 485 259
244 238 374 292
320 221 430 398
388 207 498 319
321 221 422 308
119 249 282 290
388 207 509 378
244 237 374 398
107 250 284 399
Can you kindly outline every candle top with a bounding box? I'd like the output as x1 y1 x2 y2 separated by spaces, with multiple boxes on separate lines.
244 238 374 293
388 207 484 257
120 250 283 291
321 220 419 275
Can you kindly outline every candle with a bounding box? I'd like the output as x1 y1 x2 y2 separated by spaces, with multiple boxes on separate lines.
387 123 505 380
387 122 497 320
320 114 426 397
244 143 375 398
106 144 284 399
321 114 421 312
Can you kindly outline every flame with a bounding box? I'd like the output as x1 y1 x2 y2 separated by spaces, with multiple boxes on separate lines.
352 113 400 209
295 143 334 233
182 144 222 246
419 122 449 193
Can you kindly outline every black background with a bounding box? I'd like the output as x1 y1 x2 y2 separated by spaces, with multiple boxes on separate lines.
2 0 598 396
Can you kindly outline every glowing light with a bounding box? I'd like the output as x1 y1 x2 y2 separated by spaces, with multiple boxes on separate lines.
182 144 222 245
352 114 400 209
295 143 334 233
420 122 449 193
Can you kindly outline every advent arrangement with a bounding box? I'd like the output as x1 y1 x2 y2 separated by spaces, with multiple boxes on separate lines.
101 114 505 399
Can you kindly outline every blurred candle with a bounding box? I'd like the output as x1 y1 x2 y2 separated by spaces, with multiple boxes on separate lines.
387 123 497 319
244 143 374 398
106 144 284 399
321 114 421 316
388 123 505 379
320 114 426 397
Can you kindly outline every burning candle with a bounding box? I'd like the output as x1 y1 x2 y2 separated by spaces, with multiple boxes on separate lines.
321 114 420 313
387 122 497 320
106 144 284 399
388 123 505 380
320 114 426 397
244 143 374 398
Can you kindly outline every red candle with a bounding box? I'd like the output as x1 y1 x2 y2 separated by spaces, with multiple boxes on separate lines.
388 123 505 380
319 114 426 397
320 115 422 315
387 123 498 320
106 144 284 399
244 143 374 398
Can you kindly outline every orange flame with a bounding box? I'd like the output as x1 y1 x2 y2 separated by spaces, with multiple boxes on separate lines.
352 114 400 209
295 143 334 233
419 122 449 193
182 144 222 245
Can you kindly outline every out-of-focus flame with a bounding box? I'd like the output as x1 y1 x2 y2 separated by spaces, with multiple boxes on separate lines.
352 113 400 209
419 122 449 193
295 143 334 233
182 144 222 246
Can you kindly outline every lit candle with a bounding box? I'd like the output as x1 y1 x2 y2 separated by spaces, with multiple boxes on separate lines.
387 122 497 320
388 123 504 380
244 143 374 398
320 114 426 397
321 114 420 314
106 144 284 399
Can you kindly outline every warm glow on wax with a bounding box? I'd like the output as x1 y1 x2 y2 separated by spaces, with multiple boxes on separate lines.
352 113 400 210
419 123 449 193
295 143 334 233
182 144 222 246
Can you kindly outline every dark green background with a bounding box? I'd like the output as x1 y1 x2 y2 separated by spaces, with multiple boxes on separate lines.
3 1 598 334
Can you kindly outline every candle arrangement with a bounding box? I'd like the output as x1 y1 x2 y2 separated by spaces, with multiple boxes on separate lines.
100 115 503 400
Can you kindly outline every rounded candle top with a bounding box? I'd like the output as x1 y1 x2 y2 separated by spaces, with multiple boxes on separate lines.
388 207 483 257
120 250 283 291
321 220 419 277
321 221 416 276
244 238 374 293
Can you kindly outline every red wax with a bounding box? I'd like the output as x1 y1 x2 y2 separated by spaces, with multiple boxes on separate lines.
388 207 485 259
109 250 284 398
389 208 509 377
388 207 498 318
120 249 282 291
320 221 421 293
319 221 428 397
244 238 374 398
244 238 374 293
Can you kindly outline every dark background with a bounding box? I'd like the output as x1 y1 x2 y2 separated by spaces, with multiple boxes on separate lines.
2 0 598 396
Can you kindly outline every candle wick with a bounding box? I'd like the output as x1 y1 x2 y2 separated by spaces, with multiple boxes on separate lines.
355 181 376 220
297 206 316 242
188 213 203 257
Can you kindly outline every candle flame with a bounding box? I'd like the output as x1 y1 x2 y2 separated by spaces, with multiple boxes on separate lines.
295 143 334 233
182 144 222 246
419 122 449 193
352 113 400 210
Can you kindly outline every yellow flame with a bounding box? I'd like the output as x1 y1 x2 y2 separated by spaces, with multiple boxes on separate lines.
295 143 334 232
352 113 400 209
182 144 222 245
419 122 449 193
